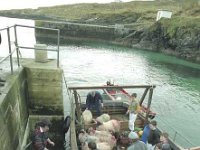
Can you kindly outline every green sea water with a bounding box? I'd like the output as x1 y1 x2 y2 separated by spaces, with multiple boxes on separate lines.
60 44 200 148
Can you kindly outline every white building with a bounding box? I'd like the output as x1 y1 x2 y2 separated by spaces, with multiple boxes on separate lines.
156 10 172 21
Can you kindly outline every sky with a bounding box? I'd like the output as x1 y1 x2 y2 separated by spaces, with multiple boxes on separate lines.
0 0 117 10
0 0 154 10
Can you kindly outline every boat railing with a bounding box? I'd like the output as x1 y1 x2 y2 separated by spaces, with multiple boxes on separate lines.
67 85 155 150
67 85 197 150
158 117 196 149
0 24 60 74
68 85 155 124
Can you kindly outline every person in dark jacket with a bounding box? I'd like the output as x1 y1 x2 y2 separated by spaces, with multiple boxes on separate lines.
32 119 55 150
147 120 160 150
86 91 103 116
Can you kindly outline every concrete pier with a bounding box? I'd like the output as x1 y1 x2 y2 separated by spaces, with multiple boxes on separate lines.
0 58 64 150
22 59 63 115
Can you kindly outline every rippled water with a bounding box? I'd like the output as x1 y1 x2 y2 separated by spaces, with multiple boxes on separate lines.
59 44 200 147
1 17 200 148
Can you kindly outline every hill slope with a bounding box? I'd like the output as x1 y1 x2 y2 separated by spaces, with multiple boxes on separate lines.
0 1 199 63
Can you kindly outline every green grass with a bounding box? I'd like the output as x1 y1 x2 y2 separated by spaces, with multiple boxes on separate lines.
0 1 199 29
160 16 200 37
35 1 180 22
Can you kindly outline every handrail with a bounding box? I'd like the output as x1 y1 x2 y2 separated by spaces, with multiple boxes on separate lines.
68 85 195 149
0 26 15 73
68 84 155 126
0 48 16 63
14 24 60 67
0 24 60 74
158 117 195 148
0 25 15 31
68 85 156 90
68 84 155 150
17 46 58 52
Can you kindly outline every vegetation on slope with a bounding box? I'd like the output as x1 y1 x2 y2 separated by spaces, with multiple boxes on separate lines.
0 1 199 30
0 0 199 62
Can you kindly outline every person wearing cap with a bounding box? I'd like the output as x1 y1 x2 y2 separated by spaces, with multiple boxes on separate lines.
106 80 114 86
88 141 99 150
86 91 103 116
147 120 160 150
32 119 55 150
126 93 140 131
103 80 116 101
127 131 147 150
155 132 171 150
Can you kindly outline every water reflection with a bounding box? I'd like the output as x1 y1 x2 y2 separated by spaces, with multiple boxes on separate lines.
160 62 200 78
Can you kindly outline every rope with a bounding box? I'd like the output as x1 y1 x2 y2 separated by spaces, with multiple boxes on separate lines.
62 71 73 119
23 141 32 150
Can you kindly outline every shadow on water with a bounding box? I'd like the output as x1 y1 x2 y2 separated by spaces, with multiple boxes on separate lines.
159 62 200 78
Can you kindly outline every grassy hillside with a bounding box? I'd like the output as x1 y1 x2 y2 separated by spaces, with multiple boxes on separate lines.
0 1 198 26
0 0 199 63
0 1 199 30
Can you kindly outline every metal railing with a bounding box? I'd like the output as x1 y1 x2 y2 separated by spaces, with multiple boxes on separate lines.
0 25 15 73
157 116 196 149
0 24 60 74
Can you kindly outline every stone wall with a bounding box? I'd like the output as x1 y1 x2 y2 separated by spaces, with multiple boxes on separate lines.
0 69 28 150
23 60 63 115
0 59 64 150
23 60 63 116
35 21 132 44
23 59 64 149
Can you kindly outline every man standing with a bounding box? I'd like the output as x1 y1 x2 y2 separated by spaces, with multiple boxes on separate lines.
126 93 140 131
86 91 103 116
32 119 55 150
147 120 160 150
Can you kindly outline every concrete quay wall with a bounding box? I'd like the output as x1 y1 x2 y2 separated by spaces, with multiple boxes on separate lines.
0 59 64 150
35 21 132 43
24 66 63 115
0 69 28 150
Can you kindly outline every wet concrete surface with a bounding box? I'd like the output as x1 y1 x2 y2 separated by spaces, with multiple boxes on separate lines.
0 57 20 95
0 57 71 149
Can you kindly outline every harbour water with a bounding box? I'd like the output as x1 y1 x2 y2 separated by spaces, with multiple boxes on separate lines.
0 17 200 148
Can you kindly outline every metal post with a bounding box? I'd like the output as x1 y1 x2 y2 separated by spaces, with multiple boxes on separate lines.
173 131 177 142
14 25 20 67
139 88 149 106
57 29 60 68
7 27 13 74
145 87 153 123
73 90 81 123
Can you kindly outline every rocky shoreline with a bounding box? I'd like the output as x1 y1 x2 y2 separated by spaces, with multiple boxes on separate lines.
120 21 200 63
